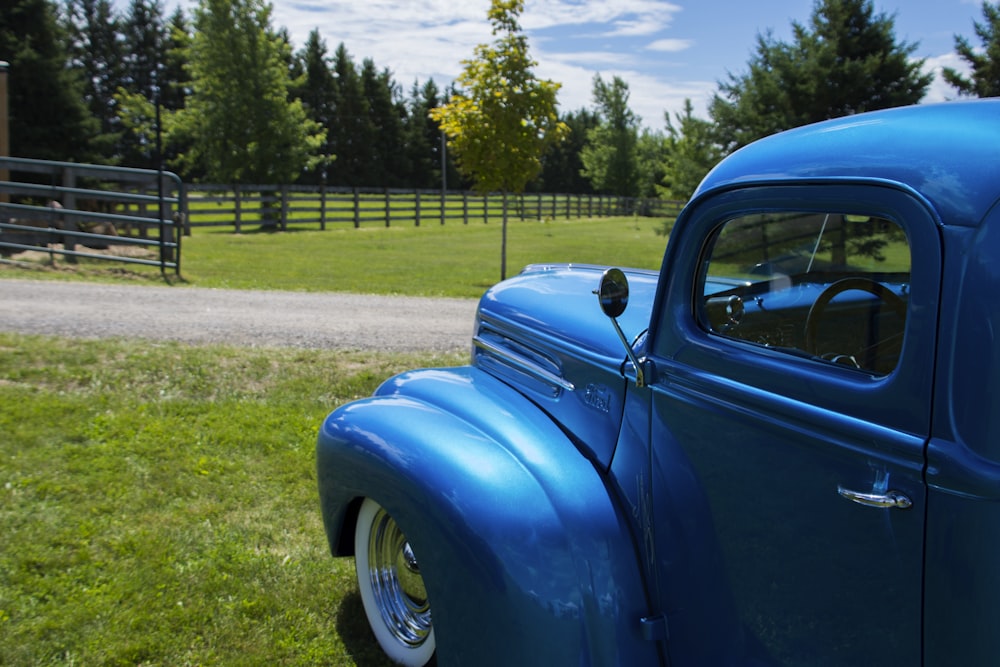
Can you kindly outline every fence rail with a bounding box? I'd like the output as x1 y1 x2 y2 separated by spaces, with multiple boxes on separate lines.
186 184 684 232
0 157 185 275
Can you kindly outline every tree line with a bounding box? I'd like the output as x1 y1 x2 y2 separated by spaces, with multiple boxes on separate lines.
2 0 1000 201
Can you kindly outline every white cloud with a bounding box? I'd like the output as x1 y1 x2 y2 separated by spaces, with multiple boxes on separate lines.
921 52 969 103
154 0 706 127
523 0 682 31
647 38 694 52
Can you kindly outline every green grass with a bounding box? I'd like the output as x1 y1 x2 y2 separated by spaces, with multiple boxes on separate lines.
0 333 464 666
0 215 671 298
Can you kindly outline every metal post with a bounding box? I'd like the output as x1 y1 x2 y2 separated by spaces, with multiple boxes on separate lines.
0 61 9 205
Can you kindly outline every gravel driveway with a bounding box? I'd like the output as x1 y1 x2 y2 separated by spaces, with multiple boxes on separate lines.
0 279 480 352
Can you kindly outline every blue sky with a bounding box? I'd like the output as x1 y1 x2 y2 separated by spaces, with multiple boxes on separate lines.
198 0 987 129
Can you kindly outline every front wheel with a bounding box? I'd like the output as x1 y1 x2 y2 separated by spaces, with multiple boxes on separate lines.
354 498 436 667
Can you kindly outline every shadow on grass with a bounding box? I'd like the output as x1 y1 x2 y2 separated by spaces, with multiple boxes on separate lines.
336 589 438 666
201 224 322 235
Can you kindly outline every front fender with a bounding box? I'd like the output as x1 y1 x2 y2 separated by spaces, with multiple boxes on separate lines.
316 366 660 666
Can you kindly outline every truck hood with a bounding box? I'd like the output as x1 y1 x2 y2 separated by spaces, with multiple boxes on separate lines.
473 264 658 468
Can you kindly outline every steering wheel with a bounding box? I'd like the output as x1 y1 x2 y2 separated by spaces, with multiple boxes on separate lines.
804 277 907 370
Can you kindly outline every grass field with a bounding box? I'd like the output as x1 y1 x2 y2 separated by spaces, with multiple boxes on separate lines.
0 334 465 666
0 215 671 298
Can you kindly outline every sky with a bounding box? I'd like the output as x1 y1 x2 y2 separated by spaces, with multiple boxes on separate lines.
175 0 987 129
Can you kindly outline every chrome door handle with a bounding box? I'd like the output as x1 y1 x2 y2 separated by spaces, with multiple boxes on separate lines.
837 486 912 509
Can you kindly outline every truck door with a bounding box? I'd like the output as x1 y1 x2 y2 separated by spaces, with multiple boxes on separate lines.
644 185 939 666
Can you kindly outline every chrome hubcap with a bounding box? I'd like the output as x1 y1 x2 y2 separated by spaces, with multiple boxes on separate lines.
366 507 432 647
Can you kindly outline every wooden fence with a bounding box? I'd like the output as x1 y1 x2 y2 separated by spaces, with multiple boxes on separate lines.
185 184 684 232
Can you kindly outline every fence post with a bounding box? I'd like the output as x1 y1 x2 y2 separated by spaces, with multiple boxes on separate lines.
440 189 446 225
462 191 469 225
384 188 391 227
159 172 175 267
353 187 360 228
415 191 421 227
483 194 488 224
280 184 289 231
320 184 327 231
60 166 76 262
234 185 242 233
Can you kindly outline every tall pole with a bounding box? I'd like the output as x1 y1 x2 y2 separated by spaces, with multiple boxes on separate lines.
154 56 167 273
440 130 447 192
440 131 447 225
0 61 9 205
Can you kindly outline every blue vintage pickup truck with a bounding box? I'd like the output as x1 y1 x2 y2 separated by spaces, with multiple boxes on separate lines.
317 100 1000 666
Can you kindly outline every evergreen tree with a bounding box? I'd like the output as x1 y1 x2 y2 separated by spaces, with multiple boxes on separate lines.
361 59 406 188
943 1 1000 97
119 0 168 168
0 0 97 161
161 7 191 112
327 43 373 186
580 74 639 197
533 108 597 194
292 29 336 184
404 79 443 189
122 0 166 104
659 99 724 202
171 0 324 184
710 0 931 151
113 5 190 174
65 0 125 161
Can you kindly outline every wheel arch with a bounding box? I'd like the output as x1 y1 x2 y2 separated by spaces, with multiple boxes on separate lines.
316 366 659 666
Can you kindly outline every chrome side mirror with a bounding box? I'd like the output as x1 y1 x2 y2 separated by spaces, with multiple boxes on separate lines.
596 268 646 387
597 267 629 318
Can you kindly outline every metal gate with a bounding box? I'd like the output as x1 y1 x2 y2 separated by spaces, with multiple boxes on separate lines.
0 157 186 275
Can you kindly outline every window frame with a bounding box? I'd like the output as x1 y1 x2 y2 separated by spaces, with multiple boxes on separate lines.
648 181 942 436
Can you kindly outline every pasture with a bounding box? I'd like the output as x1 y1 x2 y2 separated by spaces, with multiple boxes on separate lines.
0 214 671 297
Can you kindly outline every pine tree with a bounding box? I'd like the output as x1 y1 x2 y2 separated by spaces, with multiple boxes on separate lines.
361 59 406 188
64 0 124 161
0 0 98 161
659 99 723 202
710 0 932 151
292 29 336 184
403 79 442 190
943 1 1000 97
580 75 640 197
327 43 373 186
118 0 168 168
161 7 191 112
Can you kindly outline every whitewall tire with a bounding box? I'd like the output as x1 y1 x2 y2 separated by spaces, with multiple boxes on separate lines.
354 497 436 666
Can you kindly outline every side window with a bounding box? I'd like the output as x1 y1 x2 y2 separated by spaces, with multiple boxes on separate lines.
699 212 911 375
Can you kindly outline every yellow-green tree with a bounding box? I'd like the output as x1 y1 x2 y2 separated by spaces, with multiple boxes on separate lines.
431 0 567 279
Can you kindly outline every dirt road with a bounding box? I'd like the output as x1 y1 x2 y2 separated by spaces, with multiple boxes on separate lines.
0 279 479 352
